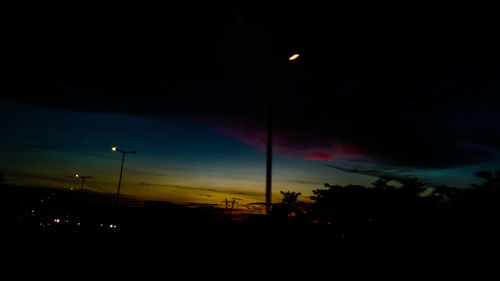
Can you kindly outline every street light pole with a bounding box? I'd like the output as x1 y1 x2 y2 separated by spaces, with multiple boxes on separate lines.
116 151 125 201
112 147 136 202
76 174 93 191
265 53 300 215
67 174 92 191
265 57 274 215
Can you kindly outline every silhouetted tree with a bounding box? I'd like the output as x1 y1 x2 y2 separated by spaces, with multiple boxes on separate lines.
310 177 440 231
310 183 376 227
280 191 301 205
0 173 6 187
371 175 394 191
432 185 460 200
399 177 426 196
466 170 500 210
271 190 304 217
395 177 426 208
471 170 500 191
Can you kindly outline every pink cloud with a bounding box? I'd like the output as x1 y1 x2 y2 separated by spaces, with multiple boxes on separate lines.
214 124 365 162
303 153 334 161
336 145 364 156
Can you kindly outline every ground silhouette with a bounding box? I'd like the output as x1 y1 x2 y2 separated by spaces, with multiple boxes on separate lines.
2 170 500 240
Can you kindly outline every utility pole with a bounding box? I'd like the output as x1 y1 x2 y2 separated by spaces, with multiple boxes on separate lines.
222 198 239 214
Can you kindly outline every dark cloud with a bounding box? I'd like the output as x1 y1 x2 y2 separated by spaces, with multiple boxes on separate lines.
325 164 449 187
5 172 66 183
325 164 412 183
289 180 325 186
20 141 82 151
2 3 500 168
138 182 219 193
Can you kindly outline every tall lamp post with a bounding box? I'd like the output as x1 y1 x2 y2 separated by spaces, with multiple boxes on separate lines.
112 146 136 202
265 52 300 214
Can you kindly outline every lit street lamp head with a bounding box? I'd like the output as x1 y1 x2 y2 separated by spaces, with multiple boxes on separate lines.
289 54 300 61
112 146 136 154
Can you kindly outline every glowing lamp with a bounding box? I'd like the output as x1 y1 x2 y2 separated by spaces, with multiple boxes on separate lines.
289 54 300 61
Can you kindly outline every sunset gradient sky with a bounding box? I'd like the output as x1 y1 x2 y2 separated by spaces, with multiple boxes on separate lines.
2 3 500 212
1 100 496 212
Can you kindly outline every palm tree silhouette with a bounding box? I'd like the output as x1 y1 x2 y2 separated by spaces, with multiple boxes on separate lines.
280 191 302 205
271 191 304 217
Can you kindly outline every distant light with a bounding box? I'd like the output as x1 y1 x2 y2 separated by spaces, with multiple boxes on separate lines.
75 174 79 178
289 54 300 61
112 147 117 151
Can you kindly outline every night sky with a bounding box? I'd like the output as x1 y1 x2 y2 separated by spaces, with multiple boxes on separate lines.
2 3 500 211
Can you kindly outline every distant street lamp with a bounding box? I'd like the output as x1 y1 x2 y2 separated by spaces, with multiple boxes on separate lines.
66 173 92 191
75 173 93 191
112 146 136 202
265 52 300 214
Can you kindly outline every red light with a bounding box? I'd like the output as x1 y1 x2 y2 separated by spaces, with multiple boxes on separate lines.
368 218 373 223
327 222 332 225
313 220 318 224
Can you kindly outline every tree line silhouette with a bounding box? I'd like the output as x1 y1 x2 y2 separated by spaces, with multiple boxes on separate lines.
271 170 500 237
2 170 500 237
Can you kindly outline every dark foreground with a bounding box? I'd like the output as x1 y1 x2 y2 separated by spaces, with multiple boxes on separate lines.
2 184 499 243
